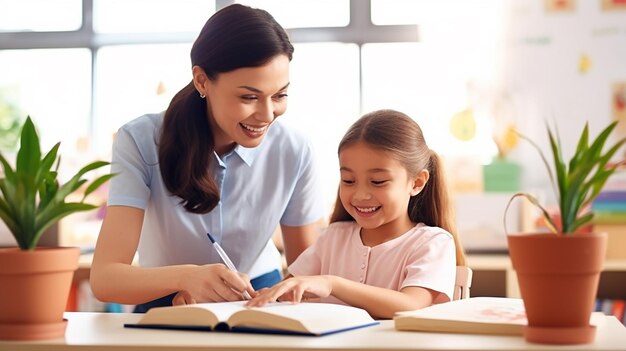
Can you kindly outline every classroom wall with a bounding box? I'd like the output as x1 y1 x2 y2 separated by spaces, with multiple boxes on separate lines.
499 0 626 198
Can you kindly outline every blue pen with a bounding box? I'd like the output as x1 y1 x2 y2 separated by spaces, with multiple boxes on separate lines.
207 233 252 300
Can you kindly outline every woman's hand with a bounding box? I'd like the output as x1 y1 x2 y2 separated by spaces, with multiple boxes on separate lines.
173 264 255 305
245 275 333 307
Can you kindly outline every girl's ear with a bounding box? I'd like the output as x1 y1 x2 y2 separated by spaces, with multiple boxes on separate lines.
192 65 210 97
410 169 430 196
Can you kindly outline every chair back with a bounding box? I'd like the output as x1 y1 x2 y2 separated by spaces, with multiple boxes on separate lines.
453 266 473 300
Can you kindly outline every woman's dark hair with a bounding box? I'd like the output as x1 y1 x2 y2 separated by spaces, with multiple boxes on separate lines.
329 109 465 265
159 4 294 214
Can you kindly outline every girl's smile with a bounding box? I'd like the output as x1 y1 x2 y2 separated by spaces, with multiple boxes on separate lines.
352 205 382 217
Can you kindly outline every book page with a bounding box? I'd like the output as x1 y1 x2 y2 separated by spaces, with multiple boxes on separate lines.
137 301 247 327
227 302 376 335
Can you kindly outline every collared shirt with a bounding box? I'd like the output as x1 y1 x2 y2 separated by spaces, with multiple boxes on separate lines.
107 113 324 278
288 221 456 304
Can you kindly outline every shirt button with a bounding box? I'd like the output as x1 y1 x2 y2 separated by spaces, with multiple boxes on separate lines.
360 263 366 269
359 277 364 282
363 252 367 256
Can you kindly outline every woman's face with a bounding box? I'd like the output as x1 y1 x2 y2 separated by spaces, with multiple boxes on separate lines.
202 55 290 154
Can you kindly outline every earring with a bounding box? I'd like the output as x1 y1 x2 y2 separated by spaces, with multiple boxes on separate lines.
199 92 206 98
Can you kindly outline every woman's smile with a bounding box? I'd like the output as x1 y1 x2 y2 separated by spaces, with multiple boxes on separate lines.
240 122 268 138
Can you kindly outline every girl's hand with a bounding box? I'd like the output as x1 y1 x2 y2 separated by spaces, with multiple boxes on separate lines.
173 264 254 305
245 275 333 307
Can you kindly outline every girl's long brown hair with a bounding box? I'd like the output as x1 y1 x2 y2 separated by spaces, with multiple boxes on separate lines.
158 4 294 214
329 109 466 265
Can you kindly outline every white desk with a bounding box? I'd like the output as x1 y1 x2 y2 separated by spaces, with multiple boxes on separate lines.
1 312 625 351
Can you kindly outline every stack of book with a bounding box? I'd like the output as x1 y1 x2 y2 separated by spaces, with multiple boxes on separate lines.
592 190 626 223
591 190 626 259
596 298 626 326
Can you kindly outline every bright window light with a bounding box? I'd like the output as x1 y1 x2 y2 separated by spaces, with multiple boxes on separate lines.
0 0 82 32
94 0 214 33
236 0 349 28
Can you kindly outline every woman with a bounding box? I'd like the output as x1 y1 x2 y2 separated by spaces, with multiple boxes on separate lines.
90 4 325 312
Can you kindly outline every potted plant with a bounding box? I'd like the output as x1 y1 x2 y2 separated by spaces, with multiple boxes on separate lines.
504 120 626 344
0 116 114 340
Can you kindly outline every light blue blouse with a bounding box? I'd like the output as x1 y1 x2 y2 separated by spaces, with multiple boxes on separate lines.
107 113 324 278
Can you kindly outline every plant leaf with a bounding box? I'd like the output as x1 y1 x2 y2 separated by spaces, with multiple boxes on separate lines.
82 173 116 201
31 202 98 250
15 117 41 183
504 192 558 234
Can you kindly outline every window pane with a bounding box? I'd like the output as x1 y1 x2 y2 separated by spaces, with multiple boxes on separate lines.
371 0 502 26
94 0 214 33
281 43 360 208
94 44 192 155
371 0 421 25
0 0 82 32
0 49 91 163
236 0 349 28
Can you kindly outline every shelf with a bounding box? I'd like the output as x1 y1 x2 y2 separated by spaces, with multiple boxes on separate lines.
466 254 626 300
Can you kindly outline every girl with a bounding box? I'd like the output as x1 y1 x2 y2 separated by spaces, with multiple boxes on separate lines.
247 109 465 319
90 4 325 312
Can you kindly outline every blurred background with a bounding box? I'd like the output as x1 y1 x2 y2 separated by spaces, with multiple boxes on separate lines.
1 0 625 314
1 0 625 251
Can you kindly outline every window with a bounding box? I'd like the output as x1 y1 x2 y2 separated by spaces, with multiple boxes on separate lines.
93 0 213 33
0 0 82 32
94 43 192 153
236 0 349 28
1 0 422 207
6 0 510 207
0 49 91 156
282 42 360 205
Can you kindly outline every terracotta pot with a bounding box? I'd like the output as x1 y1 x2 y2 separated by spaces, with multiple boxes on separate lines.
0 246 80 340
507 232 607 345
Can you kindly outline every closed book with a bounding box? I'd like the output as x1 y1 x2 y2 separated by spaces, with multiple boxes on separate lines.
124 301 378 336
394 297 603 336
592 202 626 212
394 297 527 335
601 299 614 316
594 191 626 202
612 299 625 322
593 212 626 223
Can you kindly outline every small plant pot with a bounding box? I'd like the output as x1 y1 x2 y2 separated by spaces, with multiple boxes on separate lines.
0 247 80 340
507 232 607 345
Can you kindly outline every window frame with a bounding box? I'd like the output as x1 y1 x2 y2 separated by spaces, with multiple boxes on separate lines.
0 0 418 136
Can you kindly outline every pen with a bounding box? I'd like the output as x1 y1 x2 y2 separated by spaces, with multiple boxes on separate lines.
207 232 252 300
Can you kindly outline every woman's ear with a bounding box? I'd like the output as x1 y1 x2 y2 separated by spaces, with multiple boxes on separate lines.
410 169 430 196
192 65 210 97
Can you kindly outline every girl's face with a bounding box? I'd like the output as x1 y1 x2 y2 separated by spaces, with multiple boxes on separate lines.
338 141 427 242
196 55 290 154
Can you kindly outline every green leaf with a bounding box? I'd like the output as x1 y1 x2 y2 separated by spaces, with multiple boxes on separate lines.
15 117 41 180
0 116 116 249
504 192 558 234
568 122 589 172
515 120 626 235
570 212 594 234
34 142 60 188
33 202 98 249
82 173 116 201
515 130 558 202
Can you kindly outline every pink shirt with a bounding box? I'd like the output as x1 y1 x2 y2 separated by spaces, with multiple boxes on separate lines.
288 221 456 305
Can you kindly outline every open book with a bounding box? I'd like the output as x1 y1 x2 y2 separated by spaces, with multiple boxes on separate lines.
394 297 527 335
125 301 378 336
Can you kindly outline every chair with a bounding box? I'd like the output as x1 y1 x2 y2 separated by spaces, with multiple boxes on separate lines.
453 266 473 300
